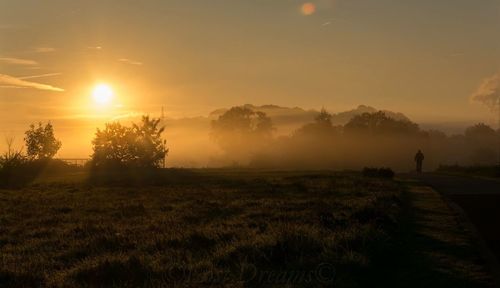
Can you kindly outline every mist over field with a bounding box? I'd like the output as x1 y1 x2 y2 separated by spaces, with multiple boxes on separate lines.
2 1 500 287
2 104 498 171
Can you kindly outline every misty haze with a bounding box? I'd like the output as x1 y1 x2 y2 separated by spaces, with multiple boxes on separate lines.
1 1 499 287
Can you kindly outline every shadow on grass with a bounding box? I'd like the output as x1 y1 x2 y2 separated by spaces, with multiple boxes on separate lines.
0 159 82 189
360 186 492 288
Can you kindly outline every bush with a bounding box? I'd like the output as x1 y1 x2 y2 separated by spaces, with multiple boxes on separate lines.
362 167 395 179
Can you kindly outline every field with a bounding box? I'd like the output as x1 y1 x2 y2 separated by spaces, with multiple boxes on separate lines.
0 170 493 287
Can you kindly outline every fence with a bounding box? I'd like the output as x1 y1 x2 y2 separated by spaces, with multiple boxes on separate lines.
57 158 90 167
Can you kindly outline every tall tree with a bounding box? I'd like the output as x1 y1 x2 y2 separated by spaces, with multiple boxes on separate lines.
24 122 62 160
344 112 419 135
132 116 168 168
91 116 168 168
211 106 274 153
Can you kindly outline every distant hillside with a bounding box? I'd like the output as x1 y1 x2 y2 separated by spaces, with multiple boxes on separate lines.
331 105 411 124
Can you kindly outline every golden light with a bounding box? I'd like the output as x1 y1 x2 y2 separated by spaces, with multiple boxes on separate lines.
301 3 316 16
92 84 114 106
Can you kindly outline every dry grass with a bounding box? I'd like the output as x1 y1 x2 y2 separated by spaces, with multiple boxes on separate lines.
0 170 492 287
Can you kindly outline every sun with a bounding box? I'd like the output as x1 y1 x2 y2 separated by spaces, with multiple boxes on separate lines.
92 84 114 106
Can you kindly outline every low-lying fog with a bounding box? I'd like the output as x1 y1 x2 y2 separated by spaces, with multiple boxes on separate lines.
2 104 499 171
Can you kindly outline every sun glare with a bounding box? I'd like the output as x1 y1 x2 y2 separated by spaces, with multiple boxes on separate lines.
92 84 114 106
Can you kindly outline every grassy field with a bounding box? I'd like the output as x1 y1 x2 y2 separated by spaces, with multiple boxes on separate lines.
0 170 493 287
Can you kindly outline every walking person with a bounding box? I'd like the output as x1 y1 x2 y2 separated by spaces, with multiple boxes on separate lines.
415 150 424 173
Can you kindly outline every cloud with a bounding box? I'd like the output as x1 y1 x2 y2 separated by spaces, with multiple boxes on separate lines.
0 74 64 92
118 58 143 66
19 73 62 80
0 57 38 66
471 73 500 111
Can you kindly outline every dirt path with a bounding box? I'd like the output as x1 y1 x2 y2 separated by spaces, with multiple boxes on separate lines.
416 173 500 286
403 183 495 287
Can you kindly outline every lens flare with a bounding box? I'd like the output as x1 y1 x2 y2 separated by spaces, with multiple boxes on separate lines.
301 3 316 16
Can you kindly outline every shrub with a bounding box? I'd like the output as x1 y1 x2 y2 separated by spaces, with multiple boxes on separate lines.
362 167 395 179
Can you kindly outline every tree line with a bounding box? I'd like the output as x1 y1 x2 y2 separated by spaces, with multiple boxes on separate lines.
1 105 498 186
210 106 500 170
0 116 168 187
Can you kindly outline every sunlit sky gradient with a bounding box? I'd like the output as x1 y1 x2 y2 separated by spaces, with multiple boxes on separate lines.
1 0 499 156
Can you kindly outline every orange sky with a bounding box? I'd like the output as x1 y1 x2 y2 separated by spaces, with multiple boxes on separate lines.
0 0 499 157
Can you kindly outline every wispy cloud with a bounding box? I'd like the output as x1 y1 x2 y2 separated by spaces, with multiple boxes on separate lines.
19 73 62 80
0 57 38 66
471 73 500 111
119 58 143 66
0 74 64 92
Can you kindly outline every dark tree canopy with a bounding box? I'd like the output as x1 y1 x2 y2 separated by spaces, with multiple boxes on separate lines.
24 122 62 160
91 116 168 168
314 108 333 127
344 111 420 135
211 106 274 153
294 109 340 137
132 116 168 168
464 123 497 164
465 123 496 140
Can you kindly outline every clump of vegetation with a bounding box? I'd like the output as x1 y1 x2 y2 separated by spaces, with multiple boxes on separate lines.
0 122 63 188
362 167 395 179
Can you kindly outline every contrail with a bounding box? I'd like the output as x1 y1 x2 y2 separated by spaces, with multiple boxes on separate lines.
0 57 38 66
0 73 64 92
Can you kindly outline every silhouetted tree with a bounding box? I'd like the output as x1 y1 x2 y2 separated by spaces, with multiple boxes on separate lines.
344 112 419 135
294 109 340 137
211 106 274 153
132 116 168 168
465 123 496 144
315 108 333 127
464 123 497 164
92 122 135 167
24 122 61 160
254 111 274 137
91 116 168 168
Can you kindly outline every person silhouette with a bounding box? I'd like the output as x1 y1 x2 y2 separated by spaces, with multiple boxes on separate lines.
414 150 424 173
